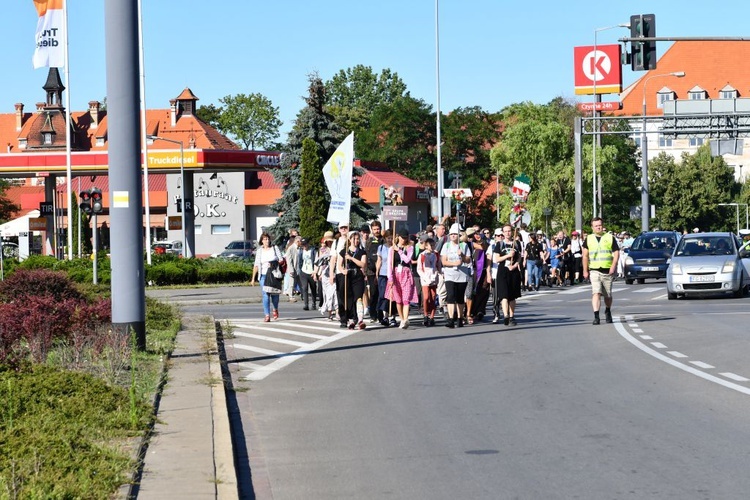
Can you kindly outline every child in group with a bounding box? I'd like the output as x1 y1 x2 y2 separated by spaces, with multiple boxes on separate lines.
548 238 563 286
417 238 440 326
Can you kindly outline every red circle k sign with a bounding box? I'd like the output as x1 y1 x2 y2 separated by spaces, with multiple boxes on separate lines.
574 44 622 96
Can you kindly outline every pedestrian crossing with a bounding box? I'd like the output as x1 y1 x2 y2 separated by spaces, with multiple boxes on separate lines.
226 317 368 381
224 283 670 381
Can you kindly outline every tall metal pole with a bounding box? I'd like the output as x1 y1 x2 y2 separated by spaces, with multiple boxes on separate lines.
105 0 146 350
63 1 73 260
180 141 186 255
138 0 152 265
77 177 81 258
435 0 444 222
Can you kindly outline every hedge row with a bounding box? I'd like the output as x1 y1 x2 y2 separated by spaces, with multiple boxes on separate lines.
1 253 253 286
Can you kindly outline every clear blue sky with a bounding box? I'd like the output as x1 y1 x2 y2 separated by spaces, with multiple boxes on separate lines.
2 1 749 142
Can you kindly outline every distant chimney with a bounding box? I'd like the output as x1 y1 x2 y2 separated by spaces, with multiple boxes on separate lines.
88 101 100 128
170 99 177 127
36 102 45 111
15 103 24 131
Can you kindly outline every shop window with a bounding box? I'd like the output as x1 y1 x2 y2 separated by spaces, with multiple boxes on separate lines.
211 224 231 235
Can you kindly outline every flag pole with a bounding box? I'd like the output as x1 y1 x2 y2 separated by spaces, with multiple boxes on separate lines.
63 0 73 260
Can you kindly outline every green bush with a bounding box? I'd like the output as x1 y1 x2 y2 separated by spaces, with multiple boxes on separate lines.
197 259 252 284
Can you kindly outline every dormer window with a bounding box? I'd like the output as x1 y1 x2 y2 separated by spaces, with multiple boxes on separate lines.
43 132 53 145
656 87 676 109
719 84 738 99
688 86 707 100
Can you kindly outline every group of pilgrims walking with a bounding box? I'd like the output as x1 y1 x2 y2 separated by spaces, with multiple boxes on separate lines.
252 217 601 330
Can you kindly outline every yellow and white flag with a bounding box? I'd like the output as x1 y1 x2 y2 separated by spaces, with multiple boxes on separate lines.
33 0 66 69
322 132 354 224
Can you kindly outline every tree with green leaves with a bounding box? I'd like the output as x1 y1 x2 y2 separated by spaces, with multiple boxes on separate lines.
195 103 222 130
357 95 436 182
0 180 20 224
325 65 408 135
268 73 374 243
205 93 282 150
298 137 329 242
649 146 740 232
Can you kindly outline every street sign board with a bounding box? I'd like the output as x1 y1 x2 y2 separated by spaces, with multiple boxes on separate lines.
382 205 408 221
39 202 53 215
168 216 182 230
577 101 623 112
574 44 622 95
29 218 47 231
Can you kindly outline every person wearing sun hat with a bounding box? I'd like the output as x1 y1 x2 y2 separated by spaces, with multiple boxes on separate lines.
316 230 337 320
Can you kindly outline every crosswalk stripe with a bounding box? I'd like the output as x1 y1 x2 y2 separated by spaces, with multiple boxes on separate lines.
233 331 309 347
633 287 663 293
232 344 283 356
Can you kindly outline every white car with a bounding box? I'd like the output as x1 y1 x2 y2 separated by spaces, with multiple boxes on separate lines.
666 232 750 299
152 240 183 256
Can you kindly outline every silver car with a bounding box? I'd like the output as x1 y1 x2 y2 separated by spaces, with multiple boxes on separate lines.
667 232 750 299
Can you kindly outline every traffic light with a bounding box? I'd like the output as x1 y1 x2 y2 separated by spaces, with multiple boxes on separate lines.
630 14 657 71
79 189 92 214
90 188 103 214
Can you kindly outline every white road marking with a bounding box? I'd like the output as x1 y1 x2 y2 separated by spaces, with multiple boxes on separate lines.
242 328 360 381
632 328 644 333
667 351 688 358
639 335 653 340
634 287 663 293
721 372 750 382
232 344 284 356
614 319 750 396
690 361 715 370
652 294 667 300
651 342 667 349
628 323 639 328
232 331 309 347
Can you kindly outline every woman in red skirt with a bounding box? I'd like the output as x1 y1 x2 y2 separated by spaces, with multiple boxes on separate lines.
388 229 419 330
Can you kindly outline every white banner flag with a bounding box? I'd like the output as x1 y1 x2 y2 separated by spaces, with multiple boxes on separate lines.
33 0 66 69
322 132 354 224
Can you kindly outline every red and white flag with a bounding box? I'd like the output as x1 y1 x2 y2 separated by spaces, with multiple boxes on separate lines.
33 0 66 69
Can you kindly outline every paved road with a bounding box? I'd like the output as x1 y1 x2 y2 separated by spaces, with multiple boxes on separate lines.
180 283 750 499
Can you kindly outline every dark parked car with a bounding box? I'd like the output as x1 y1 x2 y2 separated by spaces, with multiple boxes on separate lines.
218 240 255 260
623 231 680 284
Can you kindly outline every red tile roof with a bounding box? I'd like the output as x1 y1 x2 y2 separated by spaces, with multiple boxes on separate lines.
618 41 750 116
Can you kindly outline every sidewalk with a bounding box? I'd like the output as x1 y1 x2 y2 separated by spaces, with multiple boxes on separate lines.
133 285 268 499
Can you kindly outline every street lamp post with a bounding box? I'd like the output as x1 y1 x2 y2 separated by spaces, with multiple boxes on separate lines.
641 71 686 232
147 135 187 257
593 23 629 219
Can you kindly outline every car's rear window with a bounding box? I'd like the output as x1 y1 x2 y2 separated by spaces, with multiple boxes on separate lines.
631 234 676 251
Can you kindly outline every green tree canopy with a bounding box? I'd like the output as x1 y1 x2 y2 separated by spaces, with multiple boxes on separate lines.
210 93 282 150
0 179 20 224
325 65 408 135
357 95 436 182
269 73 374 242
650 146 740 232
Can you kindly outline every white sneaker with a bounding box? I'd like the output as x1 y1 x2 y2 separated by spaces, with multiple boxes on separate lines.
399 320 406 329
404 318 410 329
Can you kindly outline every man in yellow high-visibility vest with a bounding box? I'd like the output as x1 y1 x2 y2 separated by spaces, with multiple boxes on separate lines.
582 217 620 325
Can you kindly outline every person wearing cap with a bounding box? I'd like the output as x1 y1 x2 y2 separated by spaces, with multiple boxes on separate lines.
440 223 472 328
387 229 419 330
582 217 620 325
315 231 337 320
296 238 317 311
335 230 367 329
493 224 523 325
